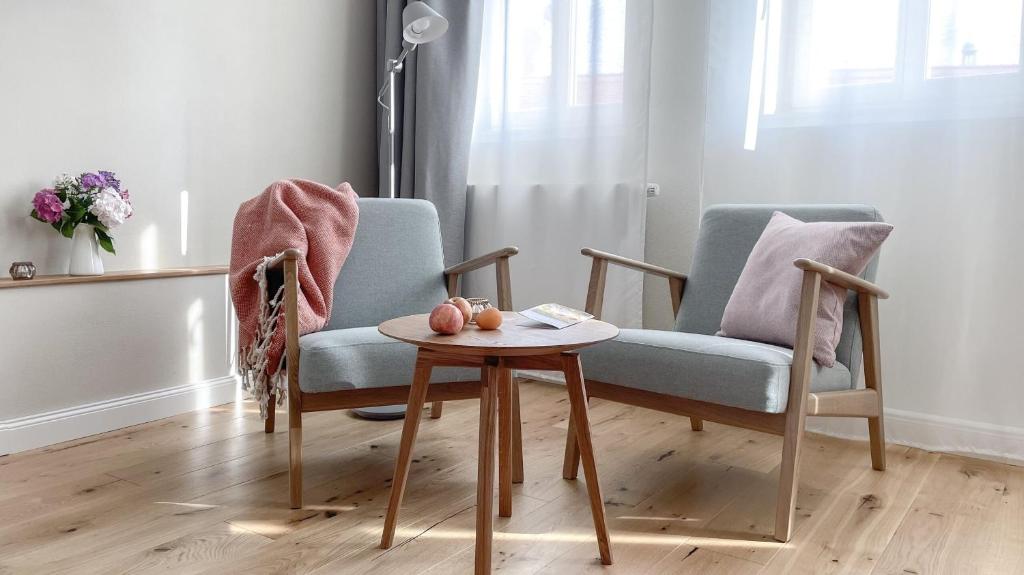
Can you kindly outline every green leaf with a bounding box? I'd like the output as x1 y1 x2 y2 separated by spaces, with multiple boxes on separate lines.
95 228 115 254
60 220 75 239
30 210 45 223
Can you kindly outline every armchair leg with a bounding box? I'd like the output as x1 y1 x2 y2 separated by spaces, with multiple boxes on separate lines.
868 414 886 471
774 425 805 542
774 270 819 542
288 402 303 509
264 391 276 434
562 412 581 480
689 417 703 431
430 401 443 419
859 293 886 471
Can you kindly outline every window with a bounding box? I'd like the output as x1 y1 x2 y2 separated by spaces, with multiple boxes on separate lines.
926 0 1023 78
805 0 901 87
473 0 629 138
760 0 1024 126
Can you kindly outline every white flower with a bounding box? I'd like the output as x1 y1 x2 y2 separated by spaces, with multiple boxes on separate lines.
53 173 74 188
89 188 133 229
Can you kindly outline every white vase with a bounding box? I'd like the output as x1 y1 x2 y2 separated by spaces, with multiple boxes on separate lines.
68 225 105 276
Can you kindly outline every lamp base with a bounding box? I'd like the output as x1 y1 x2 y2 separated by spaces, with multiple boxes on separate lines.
352 404 407 420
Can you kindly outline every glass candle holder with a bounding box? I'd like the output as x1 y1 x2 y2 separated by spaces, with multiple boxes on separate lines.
9 261 36 280
466 298 492 324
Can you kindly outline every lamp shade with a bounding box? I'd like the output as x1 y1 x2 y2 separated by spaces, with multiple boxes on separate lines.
402 1 449 44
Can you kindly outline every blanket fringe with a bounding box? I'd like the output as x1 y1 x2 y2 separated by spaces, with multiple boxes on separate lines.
237 255 288 419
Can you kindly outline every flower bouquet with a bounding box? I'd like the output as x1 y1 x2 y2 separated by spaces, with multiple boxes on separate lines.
30 171 133 275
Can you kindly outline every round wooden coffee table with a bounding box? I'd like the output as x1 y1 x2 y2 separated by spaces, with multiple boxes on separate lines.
377 311 618 573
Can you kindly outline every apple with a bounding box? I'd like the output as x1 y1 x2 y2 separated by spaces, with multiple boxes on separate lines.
429 303 465 335
446 296 472 324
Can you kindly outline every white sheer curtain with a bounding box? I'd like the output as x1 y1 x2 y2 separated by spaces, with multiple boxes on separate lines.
704 0 1024 456
463 0 653 328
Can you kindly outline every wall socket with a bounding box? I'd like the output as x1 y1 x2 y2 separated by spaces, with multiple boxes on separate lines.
646 183 661 198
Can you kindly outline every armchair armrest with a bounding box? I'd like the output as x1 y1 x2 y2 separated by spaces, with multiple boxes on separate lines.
581 248 686 280
581 247 688 319
444 246 519 311
444 246 519 276
266 248 303 270
793 258 889 300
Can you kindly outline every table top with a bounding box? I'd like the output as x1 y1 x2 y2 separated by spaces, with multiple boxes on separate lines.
378 311 619 357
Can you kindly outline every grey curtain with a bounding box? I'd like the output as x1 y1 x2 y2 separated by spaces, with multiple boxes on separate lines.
376 0 483 266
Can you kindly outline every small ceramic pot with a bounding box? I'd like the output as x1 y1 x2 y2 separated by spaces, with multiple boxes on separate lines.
466 298 493 324
9 261 36 280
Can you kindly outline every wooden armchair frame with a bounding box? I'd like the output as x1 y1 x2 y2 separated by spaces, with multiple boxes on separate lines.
264 246 521 509
564 248 888 542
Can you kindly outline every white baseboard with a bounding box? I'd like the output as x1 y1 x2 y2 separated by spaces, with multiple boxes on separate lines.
808 408 1024 466
0 375 240 456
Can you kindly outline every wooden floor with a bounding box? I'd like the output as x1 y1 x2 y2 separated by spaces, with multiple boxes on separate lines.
1 381 1021 575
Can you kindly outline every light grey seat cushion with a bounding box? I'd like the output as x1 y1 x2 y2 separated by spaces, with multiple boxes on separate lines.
580 329 853 413
299 327 479 393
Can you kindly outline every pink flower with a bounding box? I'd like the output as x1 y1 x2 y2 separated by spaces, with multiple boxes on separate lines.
32 189 64 223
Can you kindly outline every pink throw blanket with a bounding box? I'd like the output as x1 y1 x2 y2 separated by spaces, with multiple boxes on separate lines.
230 179 359 417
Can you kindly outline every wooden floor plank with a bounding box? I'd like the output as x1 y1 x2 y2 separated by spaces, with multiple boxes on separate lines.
1 380 1021 575
872 454 1024 575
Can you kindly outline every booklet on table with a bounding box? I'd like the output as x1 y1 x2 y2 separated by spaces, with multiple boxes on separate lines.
518 303 594 329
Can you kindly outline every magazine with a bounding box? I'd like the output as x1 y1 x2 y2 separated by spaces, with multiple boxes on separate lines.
519 303 594 329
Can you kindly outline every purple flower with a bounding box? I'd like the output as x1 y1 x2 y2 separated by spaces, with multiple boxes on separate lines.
80 172 104 189
98 170 120 191
32 189 64 223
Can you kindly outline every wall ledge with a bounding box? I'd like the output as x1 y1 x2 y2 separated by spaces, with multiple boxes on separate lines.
0 265 228 289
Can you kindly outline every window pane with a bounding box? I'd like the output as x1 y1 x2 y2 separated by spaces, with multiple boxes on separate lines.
571 0 626 105
807 0 900 86
927 0 1023 78
507 0 553 112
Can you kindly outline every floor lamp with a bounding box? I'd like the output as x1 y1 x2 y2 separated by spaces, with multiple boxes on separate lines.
361 2 448 420
377 1 449 199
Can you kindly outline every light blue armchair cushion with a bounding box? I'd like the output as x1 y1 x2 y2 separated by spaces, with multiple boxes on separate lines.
299 327 479 393
325 198 450 331
580 329 852 413
675 204 884 383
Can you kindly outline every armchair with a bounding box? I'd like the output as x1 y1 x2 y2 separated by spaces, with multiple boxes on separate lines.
264 198 522 509
563 205 889 542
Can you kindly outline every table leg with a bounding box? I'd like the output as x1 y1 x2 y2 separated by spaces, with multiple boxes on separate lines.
511 380 525 484
562 353 613 565
562 412 580 480
476 362 499 574
380 353 433 549
498 364 513 517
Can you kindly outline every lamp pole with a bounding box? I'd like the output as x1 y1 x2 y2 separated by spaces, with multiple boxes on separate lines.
377 1 448 200
384 46 415 199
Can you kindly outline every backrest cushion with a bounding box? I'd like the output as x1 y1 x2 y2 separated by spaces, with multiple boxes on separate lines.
676 205 885 376
325 198 449 330
717 211 892 367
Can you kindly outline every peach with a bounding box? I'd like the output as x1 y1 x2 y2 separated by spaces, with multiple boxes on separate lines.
475 307 503 330
429 303 464 335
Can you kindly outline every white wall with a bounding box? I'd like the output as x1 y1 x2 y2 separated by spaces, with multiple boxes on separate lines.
644 0 1024 462
642 0 707 330
0 0 376 454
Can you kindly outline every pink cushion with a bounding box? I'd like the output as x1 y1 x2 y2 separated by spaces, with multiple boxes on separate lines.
718 211 892 367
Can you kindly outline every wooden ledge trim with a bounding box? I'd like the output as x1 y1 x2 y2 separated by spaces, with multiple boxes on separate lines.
0 265 229 289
